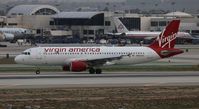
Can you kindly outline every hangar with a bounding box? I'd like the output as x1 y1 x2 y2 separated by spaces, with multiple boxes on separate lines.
7 5 60 16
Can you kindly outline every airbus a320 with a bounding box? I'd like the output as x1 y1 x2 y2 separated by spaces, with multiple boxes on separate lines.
15 20 183 74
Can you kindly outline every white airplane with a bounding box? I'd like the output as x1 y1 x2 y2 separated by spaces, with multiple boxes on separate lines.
0 27 31 41
0 32 14 41
15 20 183 74
111 17 192 39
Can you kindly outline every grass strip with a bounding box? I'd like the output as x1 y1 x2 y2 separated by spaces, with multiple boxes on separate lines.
0 86 199 109
0 65 199 72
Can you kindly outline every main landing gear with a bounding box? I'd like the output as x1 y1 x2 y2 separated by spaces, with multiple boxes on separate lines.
89 68 102 74
34 67 101 74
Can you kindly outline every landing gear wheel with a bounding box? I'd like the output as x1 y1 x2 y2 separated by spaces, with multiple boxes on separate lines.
89 68 95 74
35 70 40 74
96 69 102 74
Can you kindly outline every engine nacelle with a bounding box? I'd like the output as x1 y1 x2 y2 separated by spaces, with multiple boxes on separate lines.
0 32 5 41
63 61 87 72
0 32 14 41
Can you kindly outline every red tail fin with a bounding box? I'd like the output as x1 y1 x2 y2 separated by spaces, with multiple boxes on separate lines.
149 20 183 58
149 20 180 49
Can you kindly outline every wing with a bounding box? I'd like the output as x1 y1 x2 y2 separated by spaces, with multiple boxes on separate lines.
68 54 131 67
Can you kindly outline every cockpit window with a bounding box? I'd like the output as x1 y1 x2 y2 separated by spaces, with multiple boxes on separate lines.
22 52 30 55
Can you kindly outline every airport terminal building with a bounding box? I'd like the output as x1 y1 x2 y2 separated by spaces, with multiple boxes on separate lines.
1 4 199 43
51 12 105 39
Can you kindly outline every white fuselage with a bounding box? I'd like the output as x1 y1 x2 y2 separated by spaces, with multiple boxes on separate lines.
0 28 30 35
0 28 31 41
125 31 192 39
15 46 160 66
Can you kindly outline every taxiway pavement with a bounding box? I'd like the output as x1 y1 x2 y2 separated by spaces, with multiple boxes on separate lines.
0 71 198 89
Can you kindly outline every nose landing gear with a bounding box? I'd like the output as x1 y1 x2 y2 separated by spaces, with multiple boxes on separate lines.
35 67 40 74
35 70 40 74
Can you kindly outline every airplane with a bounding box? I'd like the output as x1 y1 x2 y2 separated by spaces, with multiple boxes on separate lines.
0 32 14 41
15 20 183 74
0 27 31 42
109 17 193 40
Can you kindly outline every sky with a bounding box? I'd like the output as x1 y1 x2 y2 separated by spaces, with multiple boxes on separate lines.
0 0 126 3
126 0 199 13
0 0 198 13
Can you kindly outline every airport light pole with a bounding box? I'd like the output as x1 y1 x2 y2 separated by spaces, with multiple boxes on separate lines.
171 1 175 19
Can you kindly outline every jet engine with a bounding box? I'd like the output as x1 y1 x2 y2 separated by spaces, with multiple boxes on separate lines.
63 61 87 72
0 32 14 41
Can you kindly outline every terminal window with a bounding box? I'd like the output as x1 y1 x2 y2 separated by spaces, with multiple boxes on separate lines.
88 30 94 35
151 21 158 26
159 21 167 26
105 21 111 26
119 18 141 31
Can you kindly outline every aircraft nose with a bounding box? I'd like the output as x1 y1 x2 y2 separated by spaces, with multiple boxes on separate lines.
15 55 23 64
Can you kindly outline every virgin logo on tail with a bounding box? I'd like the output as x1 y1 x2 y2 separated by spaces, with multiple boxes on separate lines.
149 20 183 58
149 20 180 49
156 29 177 48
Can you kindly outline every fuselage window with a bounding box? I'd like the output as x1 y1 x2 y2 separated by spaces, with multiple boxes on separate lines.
22 52 30 55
